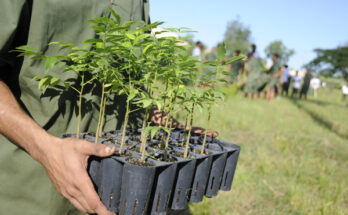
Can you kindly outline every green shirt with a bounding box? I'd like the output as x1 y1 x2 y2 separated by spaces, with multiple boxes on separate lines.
0 0 149 214
246 58 262 80
231 60 243 76
268 60 281 75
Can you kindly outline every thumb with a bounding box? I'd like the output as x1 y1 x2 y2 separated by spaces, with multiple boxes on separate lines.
80 142 116 157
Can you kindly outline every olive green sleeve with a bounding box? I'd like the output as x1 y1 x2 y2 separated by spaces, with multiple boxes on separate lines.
144 0 151 24
0 0 30 70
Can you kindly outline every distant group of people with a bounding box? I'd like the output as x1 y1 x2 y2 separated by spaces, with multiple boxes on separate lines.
192 41 318 101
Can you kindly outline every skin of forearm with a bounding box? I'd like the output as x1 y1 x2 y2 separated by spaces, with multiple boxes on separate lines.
0 80 54 161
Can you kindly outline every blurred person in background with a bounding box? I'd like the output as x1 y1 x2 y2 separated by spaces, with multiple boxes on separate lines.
228 49 244 83
342 82 348 102
291 71 302 97
281 64 291 96
250 43 261 59
310 76 321 98
244 53 263 99
192 41 204 61
266 54 283 101
299 69 313 99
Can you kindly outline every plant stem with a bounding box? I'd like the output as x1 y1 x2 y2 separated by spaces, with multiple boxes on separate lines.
140 109 150 161
95 84 105 144
201 105 212 155
76 75 85 139
184 103 195 158
98 95 107 137
165 118 173 149
180 116 188 146
183 112 193 159
119 100 130 154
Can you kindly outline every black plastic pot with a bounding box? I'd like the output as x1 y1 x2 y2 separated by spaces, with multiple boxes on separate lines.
170 151 197 210
204 143 227 198
217 141 241 191
119 159 156 215
98 157 124 213
148 159 178 215
88 156 102 188
189 147 213 203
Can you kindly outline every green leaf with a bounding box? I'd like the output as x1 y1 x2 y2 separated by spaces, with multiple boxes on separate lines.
32 75 44 81
142 44 152 54
45 56 57 71
127 91 138 102
104 83 112 88
143 126 153 135
150 127 160 139
224 56 245 65
16 45 38 53
96 42 103 49
155 100 162 111
38 77 49 90
109 8 121 23
126 33 136 40
50 77 60 86
83 38 103 44
218 42 226 60
196 104 203 113
142 99 152 108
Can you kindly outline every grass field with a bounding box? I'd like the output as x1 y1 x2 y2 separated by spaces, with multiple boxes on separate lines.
187 85 348 215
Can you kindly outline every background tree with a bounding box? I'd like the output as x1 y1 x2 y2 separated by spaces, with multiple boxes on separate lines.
264 40 295 63
307 46 348 80
223 19 252 56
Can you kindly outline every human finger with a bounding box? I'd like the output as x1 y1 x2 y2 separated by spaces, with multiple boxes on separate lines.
79 141 116 157
65 194 88 213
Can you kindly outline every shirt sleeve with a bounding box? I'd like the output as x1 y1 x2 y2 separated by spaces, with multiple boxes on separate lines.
0 0 30 72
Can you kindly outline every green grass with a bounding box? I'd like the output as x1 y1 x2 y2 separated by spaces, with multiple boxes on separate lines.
188 85 348 215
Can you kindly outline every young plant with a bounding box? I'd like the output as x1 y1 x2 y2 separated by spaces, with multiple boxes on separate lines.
14 42 97 139
199 43 245 154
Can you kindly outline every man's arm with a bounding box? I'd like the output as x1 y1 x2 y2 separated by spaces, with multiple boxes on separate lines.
0 81 115 215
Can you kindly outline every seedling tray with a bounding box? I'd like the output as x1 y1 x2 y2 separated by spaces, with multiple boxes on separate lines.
64 129 240 214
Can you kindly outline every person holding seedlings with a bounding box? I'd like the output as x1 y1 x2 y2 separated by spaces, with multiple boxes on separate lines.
0 1 218 215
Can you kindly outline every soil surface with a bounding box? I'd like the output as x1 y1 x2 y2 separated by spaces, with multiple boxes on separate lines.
114 151 132 157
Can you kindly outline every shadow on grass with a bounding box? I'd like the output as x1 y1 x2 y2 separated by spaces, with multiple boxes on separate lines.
303 98 345 108
289 98 348 139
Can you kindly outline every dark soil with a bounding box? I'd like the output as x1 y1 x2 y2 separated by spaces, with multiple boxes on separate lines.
128 135 141 142
114 151 132 157
127 158 155 167
153 154 176 162
111 139 133 146
150 143 168 150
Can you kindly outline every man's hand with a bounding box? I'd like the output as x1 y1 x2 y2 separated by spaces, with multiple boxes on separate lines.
38 136 116 215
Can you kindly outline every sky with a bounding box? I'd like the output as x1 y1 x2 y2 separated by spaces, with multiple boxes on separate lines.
150 0 348 70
